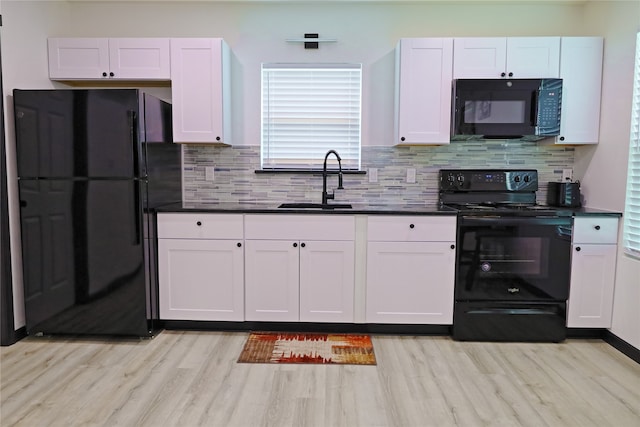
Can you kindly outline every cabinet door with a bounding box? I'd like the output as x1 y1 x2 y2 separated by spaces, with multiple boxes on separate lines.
567 244 617 328
299 240 355 323
454 37 560 78
366 241 455 324
158 238 244 321
395 38 453 145
170 38 229 144
554 37 604 145
453 37 506 79
244 240 299 321
573 216 618 244
108 38 170 80
48 38 110 80
506 37 560 78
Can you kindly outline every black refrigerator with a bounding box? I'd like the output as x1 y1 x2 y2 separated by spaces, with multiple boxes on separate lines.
14 89 182 337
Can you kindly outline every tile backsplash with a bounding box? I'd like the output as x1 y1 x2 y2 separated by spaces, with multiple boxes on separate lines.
183 140 575 206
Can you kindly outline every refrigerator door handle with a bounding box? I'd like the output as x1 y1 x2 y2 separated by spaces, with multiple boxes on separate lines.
128 110 140 178
133 183 141 246
129 110 141 245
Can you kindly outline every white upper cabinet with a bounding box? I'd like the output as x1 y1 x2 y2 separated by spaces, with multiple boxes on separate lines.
453 37 560 79
170 38 231 144
553 37 604 145
48 38 170 80
394 38 453 145
506 37 560 78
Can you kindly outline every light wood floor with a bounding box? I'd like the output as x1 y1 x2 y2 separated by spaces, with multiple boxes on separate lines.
1 331 639 427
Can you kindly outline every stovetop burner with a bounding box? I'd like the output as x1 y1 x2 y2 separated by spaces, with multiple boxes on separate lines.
438 169 572 217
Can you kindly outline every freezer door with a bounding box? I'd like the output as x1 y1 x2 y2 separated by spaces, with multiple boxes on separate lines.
19 179 152 336
19 179 75 330
14 89 141 178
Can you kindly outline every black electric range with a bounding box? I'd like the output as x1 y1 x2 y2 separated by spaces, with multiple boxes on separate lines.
439 169 573 342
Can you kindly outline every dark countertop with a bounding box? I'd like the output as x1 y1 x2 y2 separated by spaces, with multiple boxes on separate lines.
155 201 622 217
155 201 458 215
570 206 623 217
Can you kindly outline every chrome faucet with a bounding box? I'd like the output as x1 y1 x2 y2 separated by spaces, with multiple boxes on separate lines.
322 150 344 205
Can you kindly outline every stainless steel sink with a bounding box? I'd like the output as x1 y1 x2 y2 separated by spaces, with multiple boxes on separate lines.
278 203 352 210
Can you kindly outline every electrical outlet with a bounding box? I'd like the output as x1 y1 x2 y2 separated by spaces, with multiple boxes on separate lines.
205 166 215 181
368 168 378 183
406 168 416 184
562 168 573 182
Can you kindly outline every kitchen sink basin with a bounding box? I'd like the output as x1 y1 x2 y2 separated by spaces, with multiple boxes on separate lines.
278 203 352 210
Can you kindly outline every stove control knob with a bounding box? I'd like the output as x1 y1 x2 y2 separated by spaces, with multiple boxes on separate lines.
445 174 456 189
524 175 530 182
514 175 521 182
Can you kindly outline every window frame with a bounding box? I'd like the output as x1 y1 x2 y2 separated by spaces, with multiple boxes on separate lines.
623 32 640 259
260 63 363 172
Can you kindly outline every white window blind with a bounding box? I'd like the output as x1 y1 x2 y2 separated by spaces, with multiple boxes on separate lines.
623 32 640 258
261 63 362 170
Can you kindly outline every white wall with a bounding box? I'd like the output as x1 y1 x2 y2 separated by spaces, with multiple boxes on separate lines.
580 1 640 350
2 1 638 345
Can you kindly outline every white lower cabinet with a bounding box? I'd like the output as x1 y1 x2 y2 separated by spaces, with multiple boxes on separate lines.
567 216 619 328
244 215 355 323
299 240 355 322
366 216 457 324
156 212 461 326
243 239 299 322
157 214 244 321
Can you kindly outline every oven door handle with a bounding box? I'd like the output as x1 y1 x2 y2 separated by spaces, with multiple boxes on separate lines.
466 308 562 315
460 216 572 226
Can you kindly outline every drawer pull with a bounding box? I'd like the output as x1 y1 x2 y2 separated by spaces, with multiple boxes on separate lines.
196 221 202 226
576 246 581 252
237 242 242 248
451 244 455 250
301 242 306 248
409 224 415 229
293 242 298 248
594 225 601 230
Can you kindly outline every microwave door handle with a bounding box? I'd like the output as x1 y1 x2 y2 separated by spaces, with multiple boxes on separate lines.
530 91 539 126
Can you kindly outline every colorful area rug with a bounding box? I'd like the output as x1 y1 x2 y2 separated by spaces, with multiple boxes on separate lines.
237 332 376 365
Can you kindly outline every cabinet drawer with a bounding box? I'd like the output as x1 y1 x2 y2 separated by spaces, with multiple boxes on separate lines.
368 216 456 242
157 213 243 239
244 214 354 240
572 217 619 244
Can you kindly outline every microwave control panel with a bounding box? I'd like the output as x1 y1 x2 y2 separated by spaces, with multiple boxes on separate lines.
536 79 562 135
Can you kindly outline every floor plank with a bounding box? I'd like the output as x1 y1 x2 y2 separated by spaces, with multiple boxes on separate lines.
1 331 639 427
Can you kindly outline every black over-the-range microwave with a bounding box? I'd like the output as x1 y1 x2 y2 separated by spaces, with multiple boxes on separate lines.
451 78 563 141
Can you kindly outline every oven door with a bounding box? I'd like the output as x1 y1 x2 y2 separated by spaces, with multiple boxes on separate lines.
456 215 572 302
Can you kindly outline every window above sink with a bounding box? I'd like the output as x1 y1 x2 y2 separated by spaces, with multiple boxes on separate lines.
260 63 362 171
